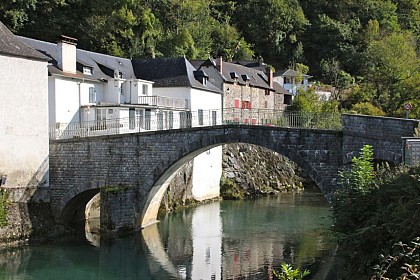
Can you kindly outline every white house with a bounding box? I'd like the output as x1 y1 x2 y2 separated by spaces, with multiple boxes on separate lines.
20 36 190 139
133 57 223 201
274 69 312 96
0 22 49 202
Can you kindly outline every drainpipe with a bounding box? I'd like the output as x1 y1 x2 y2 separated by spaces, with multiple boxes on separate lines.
129 81 132 104
78 81 82 124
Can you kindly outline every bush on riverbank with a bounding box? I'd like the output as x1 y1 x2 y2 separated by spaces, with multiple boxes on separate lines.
0 189 8 227
332 145 420 278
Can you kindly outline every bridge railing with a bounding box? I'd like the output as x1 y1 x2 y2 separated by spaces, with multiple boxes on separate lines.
223 108 342 130
49 109 341 140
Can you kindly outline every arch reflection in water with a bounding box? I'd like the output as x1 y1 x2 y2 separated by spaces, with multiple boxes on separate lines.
142 193 333 280
143 202 222 280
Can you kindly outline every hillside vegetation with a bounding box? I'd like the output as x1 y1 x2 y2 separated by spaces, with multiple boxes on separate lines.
1 0 419 117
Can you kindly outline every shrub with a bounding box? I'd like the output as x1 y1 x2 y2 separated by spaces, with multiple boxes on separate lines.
332 153 420 278
273 263 310 280
0 189 8 227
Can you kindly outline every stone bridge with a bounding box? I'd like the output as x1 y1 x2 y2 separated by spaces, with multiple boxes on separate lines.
49 114 419 232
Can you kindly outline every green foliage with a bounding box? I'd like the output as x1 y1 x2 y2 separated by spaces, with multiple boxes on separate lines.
273 263 310 280
362 31 420 116
103 185 126 193
220 177 245 200
290 89 322 113
333 162 420 278
372 237 420 280
0 189 8 227
350 102 385 116
339 144 375 192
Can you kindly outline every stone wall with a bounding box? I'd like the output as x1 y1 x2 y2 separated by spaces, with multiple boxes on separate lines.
221 143 310 199
342 114 419 163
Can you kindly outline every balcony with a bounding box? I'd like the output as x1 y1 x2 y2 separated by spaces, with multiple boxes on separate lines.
137 96 188 110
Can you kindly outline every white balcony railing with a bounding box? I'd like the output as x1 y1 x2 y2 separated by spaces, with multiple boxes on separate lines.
137 96 188 110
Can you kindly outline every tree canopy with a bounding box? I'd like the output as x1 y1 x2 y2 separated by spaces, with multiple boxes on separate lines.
1 0 419 117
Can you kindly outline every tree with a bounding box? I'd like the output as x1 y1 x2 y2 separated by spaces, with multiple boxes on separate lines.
232 0 309 64
363 31 420 116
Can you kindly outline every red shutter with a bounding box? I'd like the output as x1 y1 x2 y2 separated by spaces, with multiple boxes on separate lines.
242 101 246 109
244 118 249 124
248 101 252 109
251 118 257 125
234 99 240 108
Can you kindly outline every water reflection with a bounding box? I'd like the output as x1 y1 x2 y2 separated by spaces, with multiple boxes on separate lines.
149 192 333 279
0 192 334 280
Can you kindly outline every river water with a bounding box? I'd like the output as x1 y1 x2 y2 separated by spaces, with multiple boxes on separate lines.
0 191 338 280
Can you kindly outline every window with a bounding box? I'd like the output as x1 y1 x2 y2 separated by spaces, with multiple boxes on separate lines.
251 118 257 125
83 66 93 75
95 108 106 130
264 101 268 108
142 84 148 95
284 95 293 105
89 88 96 103
198 109 204 125
265 89 270 96
242 101 251 109
169 111 174 129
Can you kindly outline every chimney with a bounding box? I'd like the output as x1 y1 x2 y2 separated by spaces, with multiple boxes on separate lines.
216 56 223 73
266 66 273 88
57 35 77 74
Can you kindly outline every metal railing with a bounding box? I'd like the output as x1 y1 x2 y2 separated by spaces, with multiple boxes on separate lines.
137 96 188 110
50 109 222 139
49 109 342 140
223 108 342 130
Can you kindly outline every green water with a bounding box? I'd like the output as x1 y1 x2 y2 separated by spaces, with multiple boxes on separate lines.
0 191 337 279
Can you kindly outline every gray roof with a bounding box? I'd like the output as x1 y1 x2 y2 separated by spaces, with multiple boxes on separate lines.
0 21 48 61
18 36 136 81
208 59 272 90
132 57 222 93
275 69 312 78
195 59 291 95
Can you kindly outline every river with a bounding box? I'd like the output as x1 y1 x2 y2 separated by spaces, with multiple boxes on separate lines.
0 190 339 279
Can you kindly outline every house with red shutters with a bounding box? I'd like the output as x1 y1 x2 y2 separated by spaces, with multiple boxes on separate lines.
192 57 292 125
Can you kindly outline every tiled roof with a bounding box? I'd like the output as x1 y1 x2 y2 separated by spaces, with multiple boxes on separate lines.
132 57 222 93
0 21 48 61
275 69 312 78
18 36 135 81
218 60 272 89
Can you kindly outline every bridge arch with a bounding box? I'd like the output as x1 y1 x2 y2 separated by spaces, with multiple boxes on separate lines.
60 182 101 226
139 128 338 228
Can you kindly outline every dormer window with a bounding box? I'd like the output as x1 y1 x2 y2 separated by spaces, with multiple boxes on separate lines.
83 66 94 75
241 74 250 82
230 72 239 81
194 70 209 85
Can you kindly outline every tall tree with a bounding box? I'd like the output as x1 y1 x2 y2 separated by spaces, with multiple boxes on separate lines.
362 31 420 116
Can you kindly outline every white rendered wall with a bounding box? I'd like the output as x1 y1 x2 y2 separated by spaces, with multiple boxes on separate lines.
53 77 80 124
190 88 222 112
0 55 49 196
192 146 222 201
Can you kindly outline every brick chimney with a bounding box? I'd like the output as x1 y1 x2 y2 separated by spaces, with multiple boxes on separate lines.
216 56 223 73
57 35 77 74
266 66 273 88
